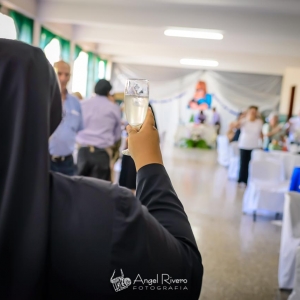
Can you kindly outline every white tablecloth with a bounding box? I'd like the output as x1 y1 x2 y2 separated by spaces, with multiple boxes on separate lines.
252 150 300 180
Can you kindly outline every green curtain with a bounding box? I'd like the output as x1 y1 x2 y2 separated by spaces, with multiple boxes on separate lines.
74 45 83 61
40 27 56 49
94 56 101 83
86 52 96 97
9 10 34 44
57 36 70 62
40 27 71 62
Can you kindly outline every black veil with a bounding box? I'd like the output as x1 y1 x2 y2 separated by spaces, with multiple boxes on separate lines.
0 39 61 299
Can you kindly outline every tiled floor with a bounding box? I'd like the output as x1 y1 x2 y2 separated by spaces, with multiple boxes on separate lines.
162 147 291 300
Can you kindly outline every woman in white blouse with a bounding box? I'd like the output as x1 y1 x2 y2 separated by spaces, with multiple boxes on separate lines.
233 106 263 186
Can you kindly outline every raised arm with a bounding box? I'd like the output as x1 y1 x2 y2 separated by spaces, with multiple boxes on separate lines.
111 109 203 299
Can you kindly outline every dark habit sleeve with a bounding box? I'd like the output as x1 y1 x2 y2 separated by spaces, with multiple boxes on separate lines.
110 164 203 299
49 164 202 300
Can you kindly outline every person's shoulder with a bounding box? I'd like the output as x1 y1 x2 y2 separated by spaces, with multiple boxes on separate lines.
50 171 134 206
1 39 46 65
68 94 82 109
81 95 96 105
108 101 121 114
112 102 121 112
68 93 81 103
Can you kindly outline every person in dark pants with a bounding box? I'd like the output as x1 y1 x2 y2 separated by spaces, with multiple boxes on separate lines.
232 106 263 187
238 149 253 184
49 61 83 176
50 156 75 176
77 147 111 181
76 79 121 181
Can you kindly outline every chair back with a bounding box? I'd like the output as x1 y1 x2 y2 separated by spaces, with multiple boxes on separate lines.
251 149 267 161
249 159 283 183
217 135 229 166
229 142 239 158
286 192 300 239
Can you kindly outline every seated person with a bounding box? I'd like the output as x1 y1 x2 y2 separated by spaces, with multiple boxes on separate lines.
262 112 284 149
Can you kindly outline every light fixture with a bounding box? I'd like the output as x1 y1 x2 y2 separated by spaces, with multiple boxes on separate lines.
180 59 219 67
164 28 223 40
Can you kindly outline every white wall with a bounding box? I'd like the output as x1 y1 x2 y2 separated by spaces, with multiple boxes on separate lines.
111 63 282 143
280 68 300 116
43 22 73 40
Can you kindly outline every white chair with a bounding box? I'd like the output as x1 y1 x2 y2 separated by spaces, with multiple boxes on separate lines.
217 135 230 167
243 159 289 221
288 247 300 300
228 142 240 180
251 149 268 161
251 150 285 181
279 192 300 290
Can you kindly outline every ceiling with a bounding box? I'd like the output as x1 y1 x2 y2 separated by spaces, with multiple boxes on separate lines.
11 0 300 74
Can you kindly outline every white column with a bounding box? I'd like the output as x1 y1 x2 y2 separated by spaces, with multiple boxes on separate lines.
105 60 112 81
280 68 300 116
32 20 40 47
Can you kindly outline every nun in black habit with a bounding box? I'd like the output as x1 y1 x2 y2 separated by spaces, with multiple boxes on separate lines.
0 39 203 300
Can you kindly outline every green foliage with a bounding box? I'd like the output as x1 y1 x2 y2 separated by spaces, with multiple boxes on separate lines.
181 139 211 149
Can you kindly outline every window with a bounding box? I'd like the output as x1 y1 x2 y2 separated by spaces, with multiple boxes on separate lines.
44 38 61 66
98 60 106 79
72 51 88 98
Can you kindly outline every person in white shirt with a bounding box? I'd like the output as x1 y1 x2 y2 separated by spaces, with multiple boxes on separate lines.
233 106 263 186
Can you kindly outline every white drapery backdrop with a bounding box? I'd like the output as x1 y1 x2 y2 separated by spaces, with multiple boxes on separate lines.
111 64 282 143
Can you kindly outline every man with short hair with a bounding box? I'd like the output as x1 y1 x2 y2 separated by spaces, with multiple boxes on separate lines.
76 79 121 181
49 60 83 176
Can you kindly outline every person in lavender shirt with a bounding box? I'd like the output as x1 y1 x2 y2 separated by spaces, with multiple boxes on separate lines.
76 79 121 181
212 107 221 134
197 110 206 124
